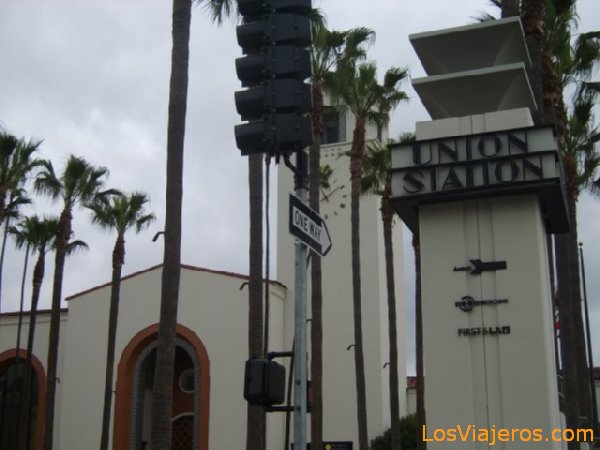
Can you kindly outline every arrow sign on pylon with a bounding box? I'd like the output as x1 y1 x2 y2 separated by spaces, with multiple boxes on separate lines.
469 259 507 274
289 194 332 256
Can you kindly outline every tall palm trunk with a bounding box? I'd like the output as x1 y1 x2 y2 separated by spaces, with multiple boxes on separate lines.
413 232 425 450
309 82 324 450
150 1 190 449
15 244 30 356
246 153 265 450
520 1 589 441
556 175 592 442
99 234 124 450
542 44 592 428
349 116 369 450
0 215 11 311
19 250 46 450
538 2 592 436
381 188 402 450
43 208 71 450
14 242 30 449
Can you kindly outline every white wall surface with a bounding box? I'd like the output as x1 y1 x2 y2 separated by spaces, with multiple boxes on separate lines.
57 265 287 450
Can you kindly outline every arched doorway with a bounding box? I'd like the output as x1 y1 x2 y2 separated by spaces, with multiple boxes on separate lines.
112 324 210 450
0 350 46 450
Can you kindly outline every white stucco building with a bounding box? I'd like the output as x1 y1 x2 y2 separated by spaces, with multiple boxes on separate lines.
0 104 406 450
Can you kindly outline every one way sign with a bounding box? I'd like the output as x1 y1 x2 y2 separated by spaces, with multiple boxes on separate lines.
289 194 332 256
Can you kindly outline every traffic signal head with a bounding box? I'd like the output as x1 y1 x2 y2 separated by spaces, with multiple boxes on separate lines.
243 358 286 406
237 0 312 19
235 46 311 88
235 79 311 120
234 0 313 157
237 14 311 54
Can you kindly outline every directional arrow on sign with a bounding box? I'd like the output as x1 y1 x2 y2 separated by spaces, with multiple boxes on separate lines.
469 259 507 274
453 259 507 274
289 194 332 256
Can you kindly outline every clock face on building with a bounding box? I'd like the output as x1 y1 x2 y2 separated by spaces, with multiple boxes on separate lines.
320 178 347 220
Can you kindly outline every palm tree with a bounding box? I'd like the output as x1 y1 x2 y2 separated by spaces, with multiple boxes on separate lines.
149 0 192 448
361 139 403 450
10 199 33 359
309 22 374 448
330 61 408 450
87 192 155 450
0 130 41 226
542 2 600 440
0 190 31 309
8 216 62 450
0 131 41 312
34 155 111 450
149 2 250 449
483 1 599 443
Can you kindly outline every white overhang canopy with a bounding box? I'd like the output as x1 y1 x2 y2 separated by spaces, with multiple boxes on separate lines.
408 17 536 120
409 17 531 76
412 63 537 120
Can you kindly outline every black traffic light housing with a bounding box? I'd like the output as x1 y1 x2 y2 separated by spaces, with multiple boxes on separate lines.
244 358 286 406
234 0 313 156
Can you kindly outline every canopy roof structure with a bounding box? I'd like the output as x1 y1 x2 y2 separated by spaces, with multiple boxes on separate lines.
409 17 531 76
409 17 536 120
412 63 536 120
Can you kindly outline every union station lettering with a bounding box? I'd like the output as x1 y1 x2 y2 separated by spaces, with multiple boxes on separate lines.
391 126 560 197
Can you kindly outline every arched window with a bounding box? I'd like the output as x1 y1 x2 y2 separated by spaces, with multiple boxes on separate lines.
112 325 210 450
0 351 45 450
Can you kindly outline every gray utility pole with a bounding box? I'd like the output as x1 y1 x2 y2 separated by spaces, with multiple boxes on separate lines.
289 150 308 450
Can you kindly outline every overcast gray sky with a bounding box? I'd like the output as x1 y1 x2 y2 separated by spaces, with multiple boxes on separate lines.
0 0 599 373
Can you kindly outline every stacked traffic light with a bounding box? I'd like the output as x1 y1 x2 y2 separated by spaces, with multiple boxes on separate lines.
234 0 313 156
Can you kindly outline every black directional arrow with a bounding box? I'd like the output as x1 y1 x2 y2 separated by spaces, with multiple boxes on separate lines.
469 259 507 275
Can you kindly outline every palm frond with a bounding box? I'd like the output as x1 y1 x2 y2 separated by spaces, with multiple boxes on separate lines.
65 239 88 255
87 190 155 237
362 141 391 196
201 0 236 25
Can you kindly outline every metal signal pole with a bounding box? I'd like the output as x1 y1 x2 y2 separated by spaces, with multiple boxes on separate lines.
289 149 309 450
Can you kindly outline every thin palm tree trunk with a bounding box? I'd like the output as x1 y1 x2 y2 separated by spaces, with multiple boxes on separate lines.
414 232 425 450
381 193 401 450
43 209 70 450
16 244 30 355
0 216 11 313
19 251 45 450
14 242 30 448
150 1 190 448
309 82 324 450
99 237 124 450
350 119 369 450
556 196 592 446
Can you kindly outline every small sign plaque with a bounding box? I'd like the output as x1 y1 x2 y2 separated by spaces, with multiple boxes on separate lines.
292 442 353 450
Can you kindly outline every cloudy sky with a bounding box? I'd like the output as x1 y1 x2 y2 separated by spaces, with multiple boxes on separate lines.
1 0 599 373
